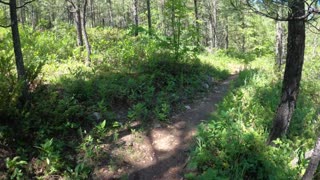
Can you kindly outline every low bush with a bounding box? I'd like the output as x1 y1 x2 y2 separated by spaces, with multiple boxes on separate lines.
0 26 235 178
188 57 320 179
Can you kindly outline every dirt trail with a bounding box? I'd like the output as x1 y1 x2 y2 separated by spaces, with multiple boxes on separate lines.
94 75 238 180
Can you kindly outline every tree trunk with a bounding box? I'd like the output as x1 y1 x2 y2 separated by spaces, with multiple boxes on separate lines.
194 0 199 44
9 0 28 107
89 0 95 27
19 0 25 25
133 0 138 36
225 18 229 49
81 0 91 66
74 9 83 46
31 5 37 30
158 0 165 35
212 0 217 48
108 0 113 27
146 0 151 35
208 16 213 48
275 21 284 69
302 136 320 180
241 17 246 52
267 0 305 144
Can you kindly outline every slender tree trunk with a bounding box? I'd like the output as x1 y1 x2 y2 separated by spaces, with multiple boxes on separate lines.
208 16 213 48
302 136 320 180
267 0 305 144
212 0 217 48
81 0 91 66
74 9 83 46
158 0 165 35
194 0 199 44
241 17 246 52
275 21 284 69
146 0 151 35
19 0 25 25
108 0 113 27
9 0 28 107
31 5 37 30
89 0 94 27
133 0 138 36
225 18 229 49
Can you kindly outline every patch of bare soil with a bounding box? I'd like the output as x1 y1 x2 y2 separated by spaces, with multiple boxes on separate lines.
93 75 238 180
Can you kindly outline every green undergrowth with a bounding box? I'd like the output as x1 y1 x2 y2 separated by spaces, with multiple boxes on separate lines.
0 26 242 179
187 57 320 179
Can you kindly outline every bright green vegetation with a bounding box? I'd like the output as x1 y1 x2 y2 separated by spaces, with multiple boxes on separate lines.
2 0 320 178
187 56 320 179
0 26 244 178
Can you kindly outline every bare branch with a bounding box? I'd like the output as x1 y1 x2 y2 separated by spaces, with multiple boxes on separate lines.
0 0 9 5
16 0 35 9
0 23 12 28
244 0 290 21
242 0 319 21
66 0 77 9
307 21 320 34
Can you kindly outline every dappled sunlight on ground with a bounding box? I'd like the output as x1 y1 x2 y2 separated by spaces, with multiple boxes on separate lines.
92 75 238 180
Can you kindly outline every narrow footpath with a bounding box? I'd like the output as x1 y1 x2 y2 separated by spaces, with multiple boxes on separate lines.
94 74 238 180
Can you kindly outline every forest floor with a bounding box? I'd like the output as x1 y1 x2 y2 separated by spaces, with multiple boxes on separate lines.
93 74 239 180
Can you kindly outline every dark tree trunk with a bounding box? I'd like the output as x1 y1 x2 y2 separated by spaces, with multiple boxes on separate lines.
267 0 305 144
302 136 320 180
81 0 91 66
75 9 83 46
133 0 138 36
108 0 113 27
225 18 229 49
194 0 199 44
146 0 151 35
241 17 246 52
9 0 28 107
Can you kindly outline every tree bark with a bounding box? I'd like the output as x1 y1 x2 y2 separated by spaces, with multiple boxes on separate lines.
133 0 138 36
302 136 320 180
108 0 113 27
241 16 246 52
74 8 83 46
89 0 94 27
158 0 165 35
9 0 29 107
212 0 217 48
81 0 91 66
225 17 229 49
146 0 151 35
267 0 305 144
19 0 25 25
275 21 284 69
194 0 199 44
31 4 37 30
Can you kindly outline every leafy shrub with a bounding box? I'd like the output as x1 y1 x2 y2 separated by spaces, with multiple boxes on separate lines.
6 156 27 180
189 57 320 179
0 26 234 179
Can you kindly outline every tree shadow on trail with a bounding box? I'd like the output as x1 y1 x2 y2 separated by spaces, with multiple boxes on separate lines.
92 74 239 180
0 53 233 178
